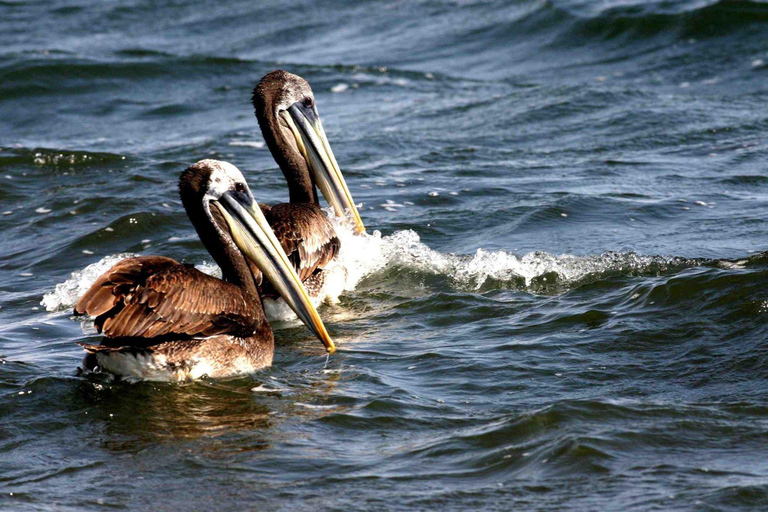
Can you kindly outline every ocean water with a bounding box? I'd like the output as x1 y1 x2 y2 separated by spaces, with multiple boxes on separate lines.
2 0 768 509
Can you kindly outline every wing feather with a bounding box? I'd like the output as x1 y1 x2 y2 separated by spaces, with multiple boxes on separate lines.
74 256 258 339
263 203 340 282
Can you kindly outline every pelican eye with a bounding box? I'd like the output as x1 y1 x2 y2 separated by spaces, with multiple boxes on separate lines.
304 97 314 108
235 182 246 193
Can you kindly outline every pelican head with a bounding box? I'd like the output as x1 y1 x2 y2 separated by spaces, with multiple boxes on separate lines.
252 70 365 234
180 159 336 353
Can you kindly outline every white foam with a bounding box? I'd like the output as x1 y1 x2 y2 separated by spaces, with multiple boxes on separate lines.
263 295 318 323
330 83 349 93
195 261 222 278
42 253 136 312
43 217 688 315
327 210 688 291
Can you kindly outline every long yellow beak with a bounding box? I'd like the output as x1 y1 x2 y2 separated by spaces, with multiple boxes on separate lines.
217 192 335 353
282 104 366 235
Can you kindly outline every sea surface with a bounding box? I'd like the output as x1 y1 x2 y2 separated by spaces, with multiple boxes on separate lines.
2 0 768 509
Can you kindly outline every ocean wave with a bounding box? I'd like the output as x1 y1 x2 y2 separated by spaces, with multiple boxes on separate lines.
562 0 768 40
43 212 698 315
446 0 768 73
329 210 696 294
535 0 768 41
0 54 258 100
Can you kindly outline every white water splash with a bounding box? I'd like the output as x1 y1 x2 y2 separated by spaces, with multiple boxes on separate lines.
327 210 689 291
262 295 320 323
42 214 689 314
41 253 136 312
195 262 221 278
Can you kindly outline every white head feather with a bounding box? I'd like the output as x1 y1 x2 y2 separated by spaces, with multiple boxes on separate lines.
197 159 248 201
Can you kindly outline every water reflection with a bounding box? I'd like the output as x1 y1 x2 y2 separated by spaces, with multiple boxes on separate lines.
75 376 273 454
70 358 350 459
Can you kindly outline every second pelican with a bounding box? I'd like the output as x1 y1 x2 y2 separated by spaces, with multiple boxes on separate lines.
251 70 365 313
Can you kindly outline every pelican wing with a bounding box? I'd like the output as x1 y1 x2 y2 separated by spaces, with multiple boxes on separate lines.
75 256 258 339
261 203 340 282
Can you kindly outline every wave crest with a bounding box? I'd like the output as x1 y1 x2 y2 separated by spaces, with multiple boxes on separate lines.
329 213 695 294
43 214 697 314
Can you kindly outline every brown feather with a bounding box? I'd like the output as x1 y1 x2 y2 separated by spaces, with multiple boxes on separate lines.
262 203 340 282
74 256 179 316
75 256 260 340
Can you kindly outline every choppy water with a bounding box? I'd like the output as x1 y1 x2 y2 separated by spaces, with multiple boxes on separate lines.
2 0 768 509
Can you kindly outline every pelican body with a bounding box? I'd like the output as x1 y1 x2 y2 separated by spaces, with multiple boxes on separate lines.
74 160 334 382
251 71 365 308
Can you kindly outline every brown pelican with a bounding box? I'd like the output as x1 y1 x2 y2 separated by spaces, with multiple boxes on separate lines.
251 70 365 309
73 159 334 382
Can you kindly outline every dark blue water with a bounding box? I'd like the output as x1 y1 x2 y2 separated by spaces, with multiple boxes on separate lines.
2 0 768 509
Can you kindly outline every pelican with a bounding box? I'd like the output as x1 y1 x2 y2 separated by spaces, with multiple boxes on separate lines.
251 70 365 311
73 159 334 382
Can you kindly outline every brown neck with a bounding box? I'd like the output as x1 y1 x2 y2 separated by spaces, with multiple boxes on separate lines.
256 108 318 205
179 188 270 334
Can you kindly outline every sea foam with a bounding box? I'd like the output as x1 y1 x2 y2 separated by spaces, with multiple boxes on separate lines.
42 211 691 317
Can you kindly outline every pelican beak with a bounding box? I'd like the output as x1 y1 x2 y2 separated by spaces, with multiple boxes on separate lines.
281 102 366 234
215 191 336 354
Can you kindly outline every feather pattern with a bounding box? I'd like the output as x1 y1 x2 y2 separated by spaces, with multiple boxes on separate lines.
74 256 260 339
261 203 340 282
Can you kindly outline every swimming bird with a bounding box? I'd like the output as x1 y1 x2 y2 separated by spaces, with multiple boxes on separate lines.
251 70 365 311
73 159 334 382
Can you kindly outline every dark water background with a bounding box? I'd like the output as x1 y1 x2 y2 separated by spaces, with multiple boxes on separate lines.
2 0 768 509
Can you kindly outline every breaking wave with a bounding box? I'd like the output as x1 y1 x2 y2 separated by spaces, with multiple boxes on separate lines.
333 224 697 294
42 213 698 316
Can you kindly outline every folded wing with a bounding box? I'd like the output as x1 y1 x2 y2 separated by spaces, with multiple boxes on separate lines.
261 203 340 282
74 256 259 339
